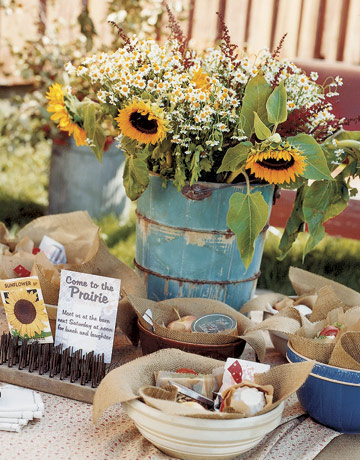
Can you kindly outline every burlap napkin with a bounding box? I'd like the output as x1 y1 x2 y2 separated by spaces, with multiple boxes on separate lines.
289 267 360 307
290 305 360 364
126 295 267 360
310 285 351 322
240 293 287 313
328 331 360 370
247 305 312 337
93 348 314 422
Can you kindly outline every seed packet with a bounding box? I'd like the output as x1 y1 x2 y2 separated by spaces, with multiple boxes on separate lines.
0 276 53 343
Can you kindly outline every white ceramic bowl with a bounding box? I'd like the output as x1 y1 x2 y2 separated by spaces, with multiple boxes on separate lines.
123 399 285 460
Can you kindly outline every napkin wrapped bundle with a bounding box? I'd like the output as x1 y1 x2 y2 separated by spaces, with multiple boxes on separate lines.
0 212 146 344
290 287 360 368
221 381 274 416
242 267 360 345
93 348 314 421
126 295 267 361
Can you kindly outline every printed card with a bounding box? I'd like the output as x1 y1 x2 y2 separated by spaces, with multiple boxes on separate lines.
219 358 271 393
55 270 121 363
0 277 53 343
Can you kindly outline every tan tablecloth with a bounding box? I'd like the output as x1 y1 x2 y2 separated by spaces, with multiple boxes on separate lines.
0 309 359 460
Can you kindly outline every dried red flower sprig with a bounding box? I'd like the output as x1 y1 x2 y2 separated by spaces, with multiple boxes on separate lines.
165 3 193 69
108 20 134 51
277 99 343 142
271 63 293 89
271 33 288 59
216 12 239 63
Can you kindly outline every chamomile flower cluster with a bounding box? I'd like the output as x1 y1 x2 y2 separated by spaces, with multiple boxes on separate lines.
258 50 342 135
67 37 252 157
61 34 344 188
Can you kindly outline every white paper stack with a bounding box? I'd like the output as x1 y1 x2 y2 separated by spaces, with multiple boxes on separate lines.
0 385 44 432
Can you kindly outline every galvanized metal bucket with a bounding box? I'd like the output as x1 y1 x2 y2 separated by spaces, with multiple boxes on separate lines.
135 174 274 310
48 138 131 220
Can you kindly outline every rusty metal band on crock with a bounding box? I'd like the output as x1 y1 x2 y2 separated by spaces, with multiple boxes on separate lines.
136 209 269 236
133 259 261 285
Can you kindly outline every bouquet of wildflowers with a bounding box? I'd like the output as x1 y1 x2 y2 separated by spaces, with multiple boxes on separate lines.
46 8 360 268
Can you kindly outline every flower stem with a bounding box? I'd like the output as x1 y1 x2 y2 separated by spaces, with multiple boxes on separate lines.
166 151 172 167
335 140 360 151
227 168 251 194
227 169 242 184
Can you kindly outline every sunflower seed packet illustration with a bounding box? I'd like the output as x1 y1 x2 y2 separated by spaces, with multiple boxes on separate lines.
0 277 53 343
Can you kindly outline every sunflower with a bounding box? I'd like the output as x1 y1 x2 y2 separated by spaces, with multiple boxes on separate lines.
245 145 306 184
115 100 167 145
192 68 211 91
4 289 49 338
46 83 87 146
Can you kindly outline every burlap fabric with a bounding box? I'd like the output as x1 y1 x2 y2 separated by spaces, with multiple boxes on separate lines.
247 306 312 336
290 305 360 364
310 285 351 322
240 292 287 313
243 293 315 348
221 380 274 416
329 331 360 370
93 348 314 422
242 267 360 318
241 291 317 315
0 211 147 344
126 295 267 360
289 266 360 306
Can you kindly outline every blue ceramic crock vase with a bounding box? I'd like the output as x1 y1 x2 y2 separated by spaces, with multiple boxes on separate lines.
135 174 274 310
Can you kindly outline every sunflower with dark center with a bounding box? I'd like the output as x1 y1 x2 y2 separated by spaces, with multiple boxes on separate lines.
245 145 306 184
4 289 49 338
115 100 167 145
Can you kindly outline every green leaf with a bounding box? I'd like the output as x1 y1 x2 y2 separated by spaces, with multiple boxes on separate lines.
303 180 348 229
121 136 138 156
254 112 272 140
159 138 172 154
136 148 151 161
304 225 325 259
302 179 349 258
227 191 269 269
278 186 306 260
174 161 186 189
217 141 252 173
239 74 272 138
82 102 96 139
288 133 332 180
328 129 360 142
141 91 152 101
190 150 200 184
266 80 287 124
89 126 106 162
123 156 150 200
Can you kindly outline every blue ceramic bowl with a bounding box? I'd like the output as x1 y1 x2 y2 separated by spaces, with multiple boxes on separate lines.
286 342 360 433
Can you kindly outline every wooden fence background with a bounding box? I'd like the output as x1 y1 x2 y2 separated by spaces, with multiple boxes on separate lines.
0 0 359 83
